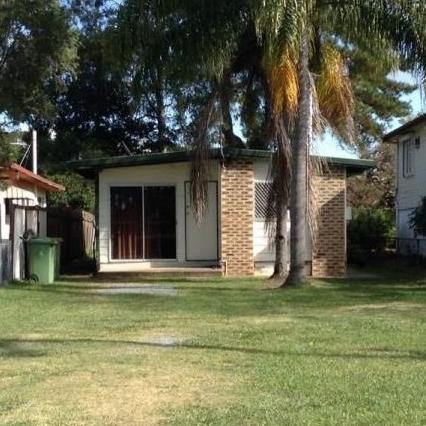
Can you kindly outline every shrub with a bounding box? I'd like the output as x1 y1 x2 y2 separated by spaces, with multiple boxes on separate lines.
46 172 95 212
409 197 426 236
347 208 395 265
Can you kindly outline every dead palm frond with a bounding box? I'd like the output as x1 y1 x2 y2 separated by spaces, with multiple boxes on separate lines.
190 88 219 224
265 113 292 236
308 67 329 252
262 52 296 277
264 50 299 124
265 114 292 278
316 44 355 145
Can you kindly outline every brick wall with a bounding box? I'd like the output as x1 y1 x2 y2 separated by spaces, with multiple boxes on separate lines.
312 166 346 277
220 160 255 276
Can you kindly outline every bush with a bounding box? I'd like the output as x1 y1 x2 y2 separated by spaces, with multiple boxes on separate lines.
347 208 395 265
46 172 95 212
409 197 426 236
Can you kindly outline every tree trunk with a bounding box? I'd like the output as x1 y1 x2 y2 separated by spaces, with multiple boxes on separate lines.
153 66 168 151
220 73 244 147
270 198 288 279
284 30 312 286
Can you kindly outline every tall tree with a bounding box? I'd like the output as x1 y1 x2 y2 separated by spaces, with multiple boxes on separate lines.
118 0 426 285
280 0 426 285
0 0 77 163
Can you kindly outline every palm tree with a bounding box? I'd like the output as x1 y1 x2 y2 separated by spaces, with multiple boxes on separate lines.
283 0 426 285
121 0 426 284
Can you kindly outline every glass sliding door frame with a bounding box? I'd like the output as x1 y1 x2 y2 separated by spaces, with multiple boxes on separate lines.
110 185 176 261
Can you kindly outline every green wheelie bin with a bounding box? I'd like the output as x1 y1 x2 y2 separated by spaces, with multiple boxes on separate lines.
27 238 60 283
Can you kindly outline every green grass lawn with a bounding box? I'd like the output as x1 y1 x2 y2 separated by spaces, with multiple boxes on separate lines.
1 269 426 425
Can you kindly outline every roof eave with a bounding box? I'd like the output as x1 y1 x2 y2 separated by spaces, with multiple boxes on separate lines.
1 164 65 192
68 148 374 177
383 114 426 142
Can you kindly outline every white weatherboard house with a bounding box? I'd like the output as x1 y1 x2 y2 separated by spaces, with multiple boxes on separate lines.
0 163 64 281
384 114 426 255
72 148 373 277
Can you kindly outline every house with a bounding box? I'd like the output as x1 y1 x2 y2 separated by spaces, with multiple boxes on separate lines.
0 163 65 281
384 113 426 255
71 148 373 277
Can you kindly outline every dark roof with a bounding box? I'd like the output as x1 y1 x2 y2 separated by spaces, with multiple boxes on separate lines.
383 113 426 142
68 148 374 178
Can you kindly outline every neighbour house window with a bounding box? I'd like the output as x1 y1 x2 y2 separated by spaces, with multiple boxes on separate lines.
4 198 11 217
255 182 274 220
403 139 415 177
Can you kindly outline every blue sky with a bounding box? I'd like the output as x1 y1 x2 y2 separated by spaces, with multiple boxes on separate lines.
316 71 425 159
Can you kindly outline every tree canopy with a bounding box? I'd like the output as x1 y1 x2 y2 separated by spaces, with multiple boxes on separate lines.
1 0 425 270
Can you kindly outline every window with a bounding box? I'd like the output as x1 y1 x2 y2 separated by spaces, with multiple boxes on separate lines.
255 182 275 220
110 186 176 260
4 198 11 217
403 139 415 177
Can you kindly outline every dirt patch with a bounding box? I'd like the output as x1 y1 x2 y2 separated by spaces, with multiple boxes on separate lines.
88 284 177 296
6 364 232 425
343 302 425 313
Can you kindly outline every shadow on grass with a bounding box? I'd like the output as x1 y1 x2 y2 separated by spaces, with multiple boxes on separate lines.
0 339 47 358
60 275 228 285
0 337 425 362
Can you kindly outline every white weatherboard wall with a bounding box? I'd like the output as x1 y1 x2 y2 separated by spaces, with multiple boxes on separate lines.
395 124 426 255
98 161 220 271
0 182 47 280
185 181 218 261
0 183 45 240
396 125 426 212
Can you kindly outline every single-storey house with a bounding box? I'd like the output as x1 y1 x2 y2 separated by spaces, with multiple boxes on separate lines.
71 148 373 277
0 163 64 281
384 114 426 255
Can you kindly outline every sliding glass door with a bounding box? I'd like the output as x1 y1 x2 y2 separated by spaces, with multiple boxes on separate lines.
110 186 176 260
111 187 143 259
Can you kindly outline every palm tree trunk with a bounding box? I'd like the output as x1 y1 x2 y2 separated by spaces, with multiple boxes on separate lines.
271 199 288 279
284 30 312 286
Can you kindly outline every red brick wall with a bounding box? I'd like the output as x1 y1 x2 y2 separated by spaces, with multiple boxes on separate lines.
220 160 255 276
312 166 346 277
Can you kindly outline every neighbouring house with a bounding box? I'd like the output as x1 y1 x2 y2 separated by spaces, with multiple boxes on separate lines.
71 148 373 277
0 163 65 281
384 113 426 256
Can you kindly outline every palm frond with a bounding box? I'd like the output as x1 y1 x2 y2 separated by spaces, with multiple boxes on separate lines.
316 43 354 145
264 49 299 123
324 0 426 79
190 88 219 223
265 113 292 240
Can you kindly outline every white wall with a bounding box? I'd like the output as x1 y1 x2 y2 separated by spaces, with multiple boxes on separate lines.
98 161 219 269
0 182 47 280
396 125 426 211
0 183 45 240
395 125 426 242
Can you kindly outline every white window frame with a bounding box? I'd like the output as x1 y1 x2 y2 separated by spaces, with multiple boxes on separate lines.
403 139 415 177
